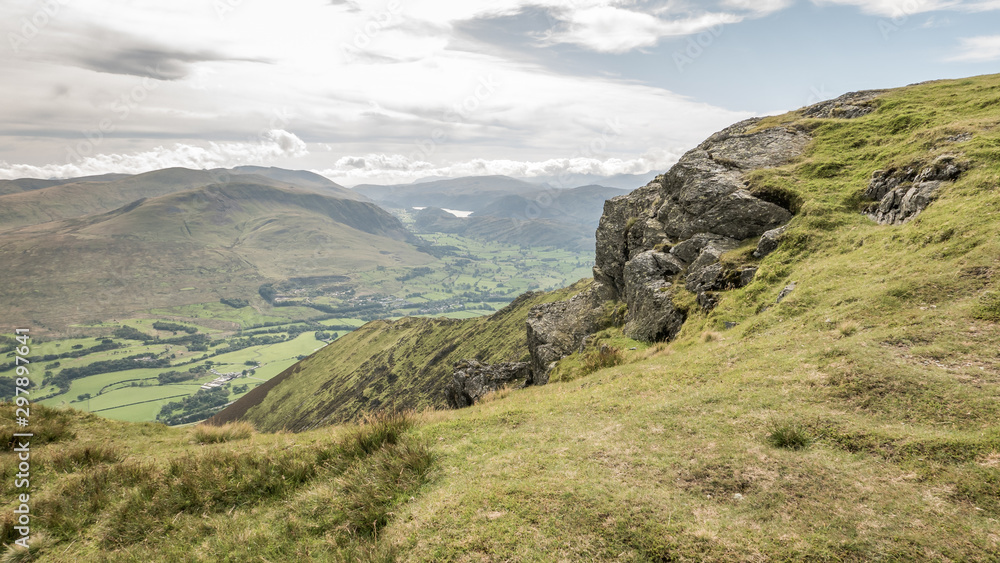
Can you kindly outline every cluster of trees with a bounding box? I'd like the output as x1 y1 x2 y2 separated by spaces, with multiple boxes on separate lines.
157 387 230 426
220 297 250 308
396 266 434 282
114 325 152 341
152 321 197 334
156 366 208 385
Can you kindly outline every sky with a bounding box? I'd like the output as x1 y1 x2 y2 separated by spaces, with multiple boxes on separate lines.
0 0 998 186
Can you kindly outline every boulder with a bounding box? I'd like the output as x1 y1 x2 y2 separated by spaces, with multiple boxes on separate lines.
671 233 737 264
446 360 531 408
753 225 787 258
622 250 686 342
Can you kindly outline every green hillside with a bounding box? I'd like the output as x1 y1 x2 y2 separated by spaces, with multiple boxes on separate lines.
211 283 586 432
0 181 432 332
3 75 1000 561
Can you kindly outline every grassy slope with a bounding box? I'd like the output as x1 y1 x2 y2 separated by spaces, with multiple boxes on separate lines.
0 182 433 332
212 283 587 432
3 75 1000 561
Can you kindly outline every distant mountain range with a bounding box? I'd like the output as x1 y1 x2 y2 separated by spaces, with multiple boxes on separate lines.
353 175 629 250
0 167 430 332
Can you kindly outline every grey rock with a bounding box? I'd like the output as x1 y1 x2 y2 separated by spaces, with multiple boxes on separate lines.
723 321 739 329
738 266 758 287
595 119 807 302
800 90 884 119
915 154 964 183
865 155 965 224
776 282 797 303
697 291 718 312
944 132 972 143
686 263 723 293
446 360 530 409
671 233 736 264
622 250 687 341
526 285 606 385
623 284 686 343
753 225 787 258
685 239 740 293
689 239 740 275
869 181 942 225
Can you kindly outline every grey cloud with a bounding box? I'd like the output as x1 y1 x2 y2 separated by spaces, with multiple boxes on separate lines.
50 25 270 80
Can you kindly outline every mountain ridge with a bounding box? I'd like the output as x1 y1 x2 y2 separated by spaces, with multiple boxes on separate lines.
0 179 432 332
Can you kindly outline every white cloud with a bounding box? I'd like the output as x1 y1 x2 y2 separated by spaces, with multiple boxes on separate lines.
809 0 1000 17
945 34 1000 61
721 0 796 16
547 8 742 53
314 148 685 186
0 130 308 180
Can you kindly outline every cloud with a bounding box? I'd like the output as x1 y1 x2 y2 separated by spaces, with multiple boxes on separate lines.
546 7 742 53
945 34 1000 61
0 130 308 180
809 0 1000 17
313 148 685 186
721 0 796 16
38 25 269 80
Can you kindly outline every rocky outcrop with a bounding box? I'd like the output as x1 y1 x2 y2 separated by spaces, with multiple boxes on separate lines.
800 90 883 119
526 285 606 385
865 155 966 225
446 360 530 408
593 117 808 342
524 89 915 385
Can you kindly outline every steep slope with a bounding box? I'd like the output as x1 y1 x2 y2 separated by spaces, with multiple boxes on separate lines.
200 75 1000 560
210 283 586 431
0 181 433 331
